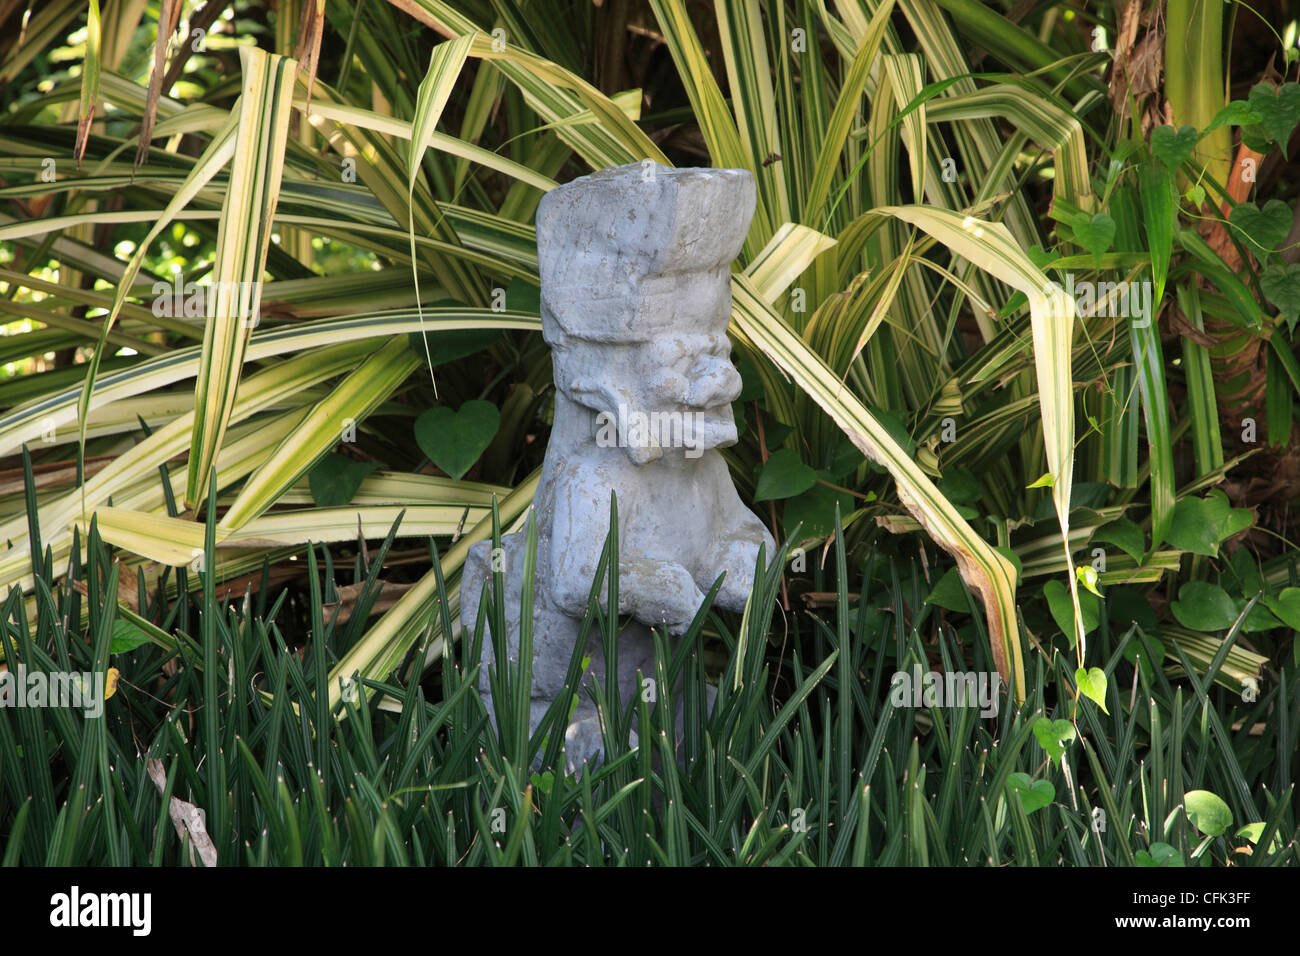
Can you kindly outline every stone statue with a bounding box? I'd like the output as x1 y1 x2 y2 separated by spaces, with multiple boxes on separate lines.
460 162 774 773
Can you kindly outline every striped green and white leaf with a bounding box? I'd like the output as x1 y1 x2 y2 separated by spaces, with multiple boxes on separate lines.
275 470 510 507
69 110 239 478
81 504 494 565
407 34 474 383
925 82 1094 208
730 272 1026 699
397 0 664 169
2 310 539 457
219 337 420 530
880 204 1085 659
302 100 558 192
744 223 839 302
712 0 792 236
645 0 757 250
0 346 371 594
188 47 299 509
802 2 895 226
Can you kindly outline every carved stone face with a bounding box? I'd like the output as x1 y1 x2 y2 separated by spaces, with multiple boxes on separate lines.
561 328 743 465
536 162 756 467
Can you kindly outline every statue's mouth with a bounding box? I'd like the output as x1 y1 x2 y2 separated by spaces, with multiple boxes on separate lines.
594 403 737 462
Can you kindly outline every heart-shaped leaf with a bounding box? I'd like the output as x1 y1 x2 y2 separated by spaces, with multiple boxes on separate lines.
309 453 379 507
1164 492 1253 556
1071 212 1116 267
1235 822 1283 853
736 355 764 402
1045 578 1100 641
1241 598 1282 633
1241 122 1274 154
1223 505 1255 538
1171 581 1239 632
415 400 500 481
868 407 915 457
1136 842 1185 867
762 419 793 450
755 448 818 501
1263 587 1300 630
1184 789 1233 837
1228 547 1266 594
1247 82 1300 155
1092 517 1145 562
1149 125 1200 169
828 436 867 479
1261 263 1300 328
1007 772 1054 814
1229 200 1292 256
111 619 153 654
1075 666 1109 713
937 465 982 504
1076 564 1102 598
1032 717 1076 765
1170 497 1226 545
1206 100 1263 132
781 480 852 542
927 566 971 612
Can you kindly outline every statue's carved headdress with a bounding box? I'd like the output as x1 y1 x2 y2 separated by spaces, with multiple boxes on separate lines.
535 163 756 345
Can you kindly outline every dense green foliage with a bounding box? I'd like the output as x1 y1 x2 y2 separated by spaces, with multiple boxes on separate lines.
3 485 1295 865
0 0 1298 865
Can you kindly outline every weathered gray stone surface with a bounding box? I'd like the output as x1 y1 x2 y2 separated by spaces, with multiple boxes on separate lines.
460 162 774 773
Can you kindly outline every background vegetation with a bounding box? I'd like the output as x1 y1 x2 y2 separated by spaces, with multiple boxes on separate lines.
0 0 1296 865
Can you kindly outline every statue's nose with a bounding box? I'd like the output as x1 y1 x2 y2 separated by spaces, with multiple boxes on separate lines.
685 355 743 408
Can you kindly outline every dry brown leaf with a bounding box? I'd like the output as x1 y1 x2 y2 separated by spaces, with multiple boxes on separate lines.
146 757 217 867
323 579 413 626
135 0 183 170
292 0 326 133
0 453 114 495
70 561 142 612
1115 0 1140 59
153 0 232 114
1167 301 1217 348
1108 0 1162 122
1127 34 1162 100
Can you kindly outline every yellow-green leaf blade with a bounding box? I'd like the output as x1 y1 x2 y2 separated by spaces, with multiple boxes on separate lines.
730 273 1025 700
187 47 299 509
218 337 420 530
